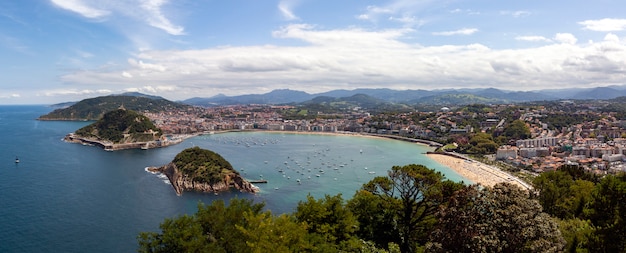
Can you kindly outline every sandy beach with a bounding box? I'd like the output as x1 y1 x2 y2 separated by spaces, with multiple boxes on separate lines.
427 153 532 190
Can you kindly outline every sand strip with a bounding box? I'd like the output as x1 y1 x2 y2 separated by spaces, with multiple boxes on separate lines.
427 153 532 190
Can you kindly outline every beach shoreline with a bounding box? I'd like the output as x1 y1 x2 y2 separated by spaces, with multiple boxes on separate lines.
187 130 532 190
192 129 441 147
427 152 532 190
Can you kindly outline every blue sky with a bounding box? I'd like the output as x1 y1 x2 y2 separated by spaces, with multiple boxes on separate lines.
1 0 626 104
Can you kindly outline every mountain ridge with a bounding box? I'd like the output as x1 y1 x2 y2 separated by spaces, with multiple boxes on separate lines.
179 86 587 106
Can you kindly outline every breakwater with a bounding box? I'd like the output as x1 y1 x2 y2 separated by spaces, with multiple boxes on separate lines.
64 133 183 151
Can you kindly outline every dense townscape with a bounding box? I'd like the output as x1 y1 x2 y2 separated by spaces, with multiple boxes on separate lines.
144 99 626 176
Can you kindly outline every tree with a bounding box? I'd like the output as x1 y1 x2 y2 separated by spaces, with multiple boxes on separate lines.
532 168 595 219
294 194 360 251
584 173 626 252
533 170 574 218
502 119 531 140
428 183 566 253
138 214 211 253
138 198 266 253
558 218 596 253
348 190 399 249
358 164 464 253
465 132 498 154
236 213 311 253
139 196 399 253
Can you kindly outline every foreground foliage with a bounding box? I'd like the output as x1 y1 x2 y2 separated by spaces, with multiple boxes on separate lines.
428 183 565 252
353 164 464 252
138 164 584 253
533 167 626 253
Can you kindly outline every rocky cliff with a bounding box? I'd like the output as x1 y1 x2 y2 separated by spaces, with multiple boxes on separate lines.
148 162 259 195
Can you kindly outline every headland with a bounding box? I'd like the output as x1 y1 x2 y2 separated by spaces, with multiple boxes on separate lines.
147 146 259 195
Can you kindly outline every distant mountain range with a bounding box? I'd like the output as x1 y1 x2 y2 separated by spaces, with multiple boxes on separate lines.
42 85 626 121
182 85 626 107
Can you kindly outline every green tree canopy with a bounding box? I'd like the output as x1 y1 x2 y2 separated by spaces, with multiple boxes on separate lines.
464 132 498 154
502 119 531 140
348 189 400 249
173 147 236 184
294 194 360 251
585 173 626 252
428 183 566 253
75 109 162 143
138 198 265 253
138 197 393 253
357 164 464 253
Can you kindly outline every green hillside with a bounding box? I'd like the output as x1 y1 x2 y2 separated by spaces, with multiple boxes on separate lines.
172 147 237 184
39 95 190 121
74 109 162 143
415 93 507 105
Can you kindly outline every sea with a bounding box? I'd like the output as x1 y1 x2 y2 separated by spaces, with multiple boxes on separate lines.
0 105 465 253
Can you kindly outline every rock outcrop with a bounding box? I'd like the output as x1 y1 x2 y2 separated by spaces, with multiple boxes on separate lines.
148 163 259 196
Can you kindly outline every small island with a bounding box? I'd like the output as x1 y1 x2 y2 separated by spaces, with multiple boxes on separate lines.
64 108 183 151
148 147 259 195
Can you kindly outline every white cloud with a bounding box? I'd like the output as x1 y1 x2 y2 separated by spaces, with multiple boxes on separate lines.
432 28 478 36
124 85 176 94
128 58 167 72
554 33 577 44
51 24 626 100
579 18 626 32
41 89 112 97
139 0 184 35
357 0 435 23
515 36 551 42
0 93 21 99
278 0 300 21
49 0 183 35
50 0 110 19
500 10 531 18
604 33 620 43
122 71 133 78
450 8 480 15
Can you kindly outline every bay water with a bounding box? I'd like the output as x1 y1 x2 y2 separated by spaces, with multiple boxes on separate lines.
0 105 464 252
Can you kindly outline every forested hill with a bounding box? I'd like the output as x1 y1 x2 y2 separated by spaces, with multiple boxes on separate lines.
148 147 258 195
173 146 238 184
38 95 190 121
73 109 163 144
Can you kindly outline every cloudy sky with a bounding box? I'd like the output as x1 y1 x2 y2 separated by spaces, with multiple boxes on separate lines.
1 0 626 104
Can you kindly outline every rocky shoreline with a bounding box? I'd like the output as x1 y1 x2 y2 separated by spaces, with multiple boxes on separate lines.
147 163 259 196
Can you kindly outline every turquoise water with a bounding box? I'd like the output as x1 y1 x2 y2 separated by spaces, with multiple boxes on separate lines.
0 106 464 253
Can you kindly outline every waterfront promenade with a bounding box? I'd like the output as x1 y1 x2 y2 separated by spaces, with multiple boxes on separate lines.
427 152 532 190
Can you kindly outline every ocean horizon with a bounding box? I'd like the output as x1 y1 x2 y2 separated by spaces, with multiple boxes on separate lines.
0 105 464 253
